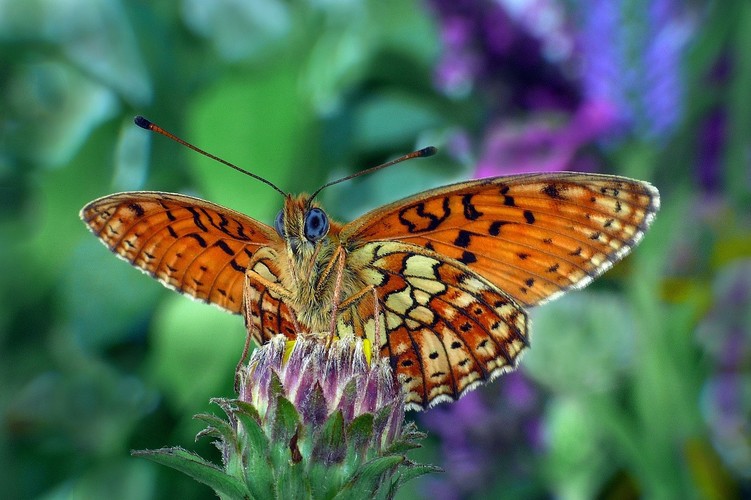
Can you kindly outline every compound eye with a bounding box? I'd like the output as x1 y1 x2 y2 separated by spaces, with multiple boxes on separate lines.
303 208 329 242
274 209 286 237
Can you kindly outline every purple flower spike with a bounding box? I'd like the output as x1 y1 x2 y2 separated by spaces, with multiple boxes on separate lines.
575 0 694 141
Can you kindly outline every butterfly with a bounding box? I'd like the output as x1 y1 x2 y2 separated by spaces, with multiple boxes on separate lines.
81 117 660 410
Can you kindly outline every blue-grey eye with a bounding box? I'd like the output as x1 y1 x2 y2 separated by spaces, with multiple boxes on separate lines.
274 209 286 237
304 208 329 242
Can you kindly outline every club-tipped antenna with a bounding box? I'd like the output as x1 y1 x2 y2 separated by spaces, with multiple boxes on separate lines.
134 116 287 197
308 146 437 202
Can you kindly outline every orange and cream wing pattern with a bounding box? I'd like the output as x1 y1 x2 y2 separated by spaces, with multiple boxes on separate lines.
343 173 660 308
339 242 529 410
80 191 280 313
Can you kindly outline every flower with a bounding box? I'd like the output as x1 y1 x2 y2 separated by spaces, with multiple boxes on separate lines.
420 372 546 498
429 0 579 111
574 0 694 142
133 335 437 499
696 260 751 478
475 100 614 177
237 335 404 453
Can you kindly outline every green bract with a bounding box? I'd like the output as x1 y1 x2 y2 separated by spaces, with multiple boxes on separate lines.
134 336 437 499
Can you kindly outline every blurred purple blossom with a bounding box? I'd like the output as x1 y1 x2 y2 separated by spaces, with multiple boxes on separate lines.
696 57 731 193
476 100 614 176
574 0 694 141
429 0 695 180
698 110 725 193
696 260 751 477
420 372 546 498
428 0 579 112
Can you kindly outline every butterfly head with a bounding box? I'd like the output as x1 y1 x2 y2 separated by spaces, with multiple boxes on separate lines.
274 194 333 255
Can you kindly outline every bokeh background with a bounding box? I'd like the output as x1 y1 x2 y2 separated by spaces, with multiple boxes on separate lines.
2 0 750 498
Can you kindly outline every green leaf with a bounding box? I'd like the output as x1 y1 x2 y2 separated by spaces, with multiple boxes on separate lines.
371 404 393 448
308 411 348 499
269 369 285 394
194 413 237 446
524 292 637 395
334 456 404 500
300 381 329 428
312 410 346 466
233 400 262 425
384 422 426 454
352 92 444 151
132 447 250 499
347 413 374 456
337 377 359 421
393 462 442 488
269 395 300 444
234 406 269 453
233 403 275 499
276 447 310 500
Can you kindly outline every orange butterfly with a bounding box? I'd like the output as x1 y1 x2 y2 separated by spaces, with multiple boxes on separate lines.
81 117 660 410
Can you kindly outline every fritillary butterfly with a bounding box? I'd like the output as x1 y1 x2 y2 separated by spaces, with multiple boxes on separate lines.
81 117 660 410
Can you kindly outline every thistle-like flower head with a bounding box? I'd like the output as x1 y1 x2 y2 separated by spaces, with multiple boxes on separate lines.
135 335 436 499
239 335 404 451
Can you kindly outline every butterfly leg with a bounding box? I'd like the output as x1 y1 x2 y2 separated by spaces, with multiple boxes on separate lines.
235 251 296 391
234 315 255 394
336 285 383 346
325 247 348 342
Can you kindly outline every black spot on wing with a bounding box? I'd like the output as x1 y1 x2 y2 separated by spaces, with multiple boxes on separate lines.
542 183 566 199
186 207 208 232
128 203 145 217
459 251 477 264
489 220 509 236
398 197 451 233
462 194 483 220
229 258 244 273
500 185 515 206
213 240 235 256
186 233 208 248
454 230 472 248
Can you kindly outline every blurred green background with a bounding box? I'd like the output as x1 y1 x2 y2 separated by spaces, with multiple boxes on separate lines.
1 0 750 498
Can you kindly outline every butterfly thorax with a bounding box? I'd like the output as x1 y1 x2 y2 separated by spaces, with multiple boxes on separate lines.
275 195 363 333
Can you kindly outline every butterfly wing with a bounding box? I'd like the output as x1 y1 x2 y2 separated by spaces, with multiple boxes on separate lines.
81 191 283 315
242 246 305 344
339 242 528 410
342 173 660 308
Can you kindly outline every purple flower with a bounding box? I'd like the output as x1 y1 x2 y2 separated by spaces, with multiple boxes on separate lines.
431 0 695 180
476 100 613 176
428 0 579 112
420 372 546 497
575 0 694 141
240 335 404 443
696 57 730 193
696 260 751 477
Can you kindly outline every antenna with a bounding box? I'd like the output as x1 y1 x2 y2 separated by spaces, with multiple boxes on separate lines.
308 146 437 202
134 116 287 197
